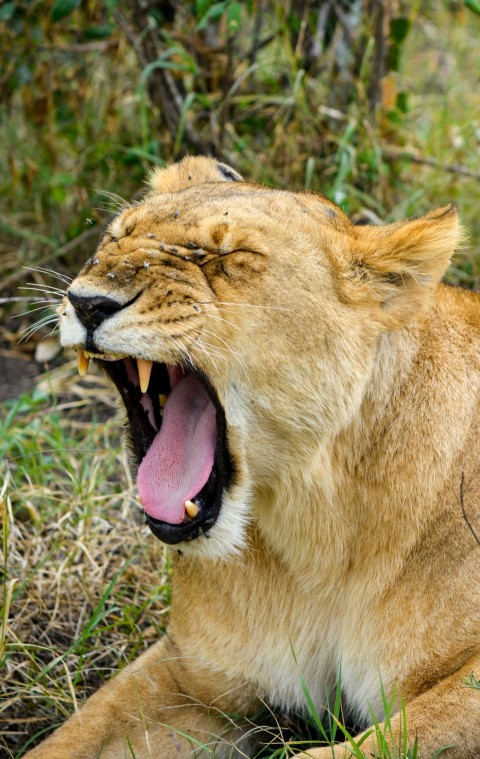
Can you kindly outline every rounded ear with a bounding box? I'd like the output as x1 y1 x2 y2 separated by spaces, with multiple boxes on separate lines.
149 156 243 194
343 205 465 323
215 162 243 182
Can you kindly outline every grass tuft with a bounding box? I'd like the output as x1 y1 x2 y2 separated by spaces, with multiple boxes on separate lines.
0 371 170 756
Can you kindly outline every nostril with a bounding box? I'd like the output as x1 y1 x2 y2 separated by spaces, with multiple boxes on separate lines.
68 291 124 331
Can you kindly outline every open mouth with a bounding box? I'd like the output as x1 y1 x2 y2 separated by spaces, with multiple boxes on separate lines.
79 352 232 544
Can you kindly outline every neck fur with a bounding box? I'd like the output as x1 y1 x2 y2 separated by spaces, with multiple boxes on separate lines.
254 324 427 584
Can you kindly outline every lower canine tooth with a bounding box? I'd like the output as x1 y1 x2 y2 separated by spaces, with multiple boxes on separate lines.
137 358 153 393
184 500 198 518
77 350 89 376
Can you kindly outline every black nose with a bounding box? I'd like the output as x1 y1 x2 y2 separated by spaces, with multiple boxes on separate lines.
68 291 124 331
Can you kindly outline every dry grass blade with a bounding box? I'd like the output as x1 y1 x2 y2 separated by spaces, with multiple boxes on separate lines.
1 367 171 754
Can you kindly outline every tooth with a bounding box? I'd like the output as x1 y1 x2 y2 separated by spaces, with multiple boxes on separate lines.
77 350 89 376
184 500 198 518
137 358 153 393
159 393 168 409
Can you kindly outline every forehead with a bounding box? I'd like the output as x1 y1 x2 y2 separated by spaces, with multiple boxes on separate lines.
107 183 351 252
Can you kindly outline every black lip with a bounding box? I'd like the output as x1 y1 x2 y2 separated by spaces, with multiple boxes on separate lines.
101 361 232 544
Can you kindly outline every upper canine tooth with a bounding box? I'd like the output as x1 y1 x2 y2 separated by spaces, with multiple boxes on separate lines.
137 358 153 393
77 350 89 376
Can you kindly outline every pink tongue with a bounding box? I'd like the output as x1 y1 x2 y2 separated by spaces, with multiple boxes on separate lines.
137 374 217 524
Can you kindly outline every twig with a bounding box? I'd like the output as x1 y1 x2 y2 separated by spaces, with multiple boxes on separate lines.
0 297 54 305
113 8 148 69
383 146 480 181
367 0 391 110
331 2 355 48
0 220 56 248
116 4 212 157
40 40 118 53
311 0 333 58
248 0 265 66
0 226 103 291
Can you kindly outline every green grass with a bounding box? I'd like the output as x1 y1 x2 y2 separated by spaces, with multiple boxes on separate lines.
0 368 170 757
1 2 480 756
1 3 480 295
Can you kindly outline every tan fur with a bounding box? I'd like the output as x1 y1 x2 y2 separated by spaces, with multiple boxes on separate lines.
27 157 480 758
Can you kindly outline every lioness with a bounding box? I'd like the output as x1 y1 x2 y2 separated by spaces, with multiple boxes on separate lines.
26 157 480 758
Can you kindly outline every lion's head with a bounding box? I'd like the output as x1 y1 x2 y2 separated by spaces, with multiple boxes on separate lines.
60 157 461 558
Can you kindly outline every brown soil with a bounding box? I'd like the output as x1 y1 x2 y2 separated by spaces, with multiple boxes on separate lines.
0 350 40 402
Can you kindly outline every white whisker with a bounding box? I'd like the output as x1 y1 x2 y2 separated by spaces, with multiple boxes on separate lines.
13 303 59 319
199 300 292 312
194 339 229 360
23 266 73 284
20 313 58 330
200 327 247 374
94 190 132 214
0 296 58 305
18 315 58 343
46 324 60 339
92 205 120 215
192 338 223 374
156 324 195 370
194 338 229 362
20 283 67 297
96 189 131 206
202 312 241 331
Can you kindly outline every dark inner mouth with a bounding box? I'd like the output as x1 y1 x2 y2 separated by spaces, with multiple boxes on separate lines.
100 359 232 544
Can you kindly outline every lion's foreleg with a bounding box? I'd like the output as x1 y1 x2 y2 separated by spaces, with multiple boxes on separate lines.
24 635 256 759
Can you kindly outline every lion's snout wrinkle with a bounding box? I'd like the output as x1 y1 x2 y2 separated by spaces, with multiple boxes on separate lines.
31 156 480 759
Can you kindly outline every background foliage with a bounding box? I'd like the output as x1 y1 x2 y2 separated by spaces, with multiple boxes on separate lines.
2 0 480 292
1 1 480 756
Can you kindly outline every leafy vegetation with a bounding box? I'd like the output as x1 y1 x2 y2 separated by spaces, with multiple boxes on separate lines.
2 1 480 291
1 1 480 756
